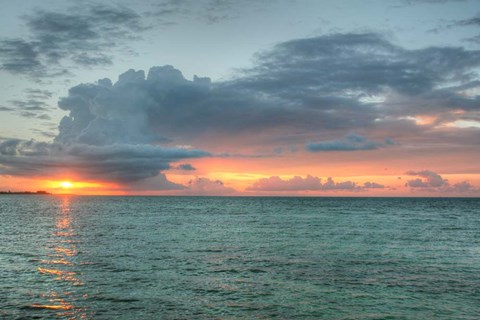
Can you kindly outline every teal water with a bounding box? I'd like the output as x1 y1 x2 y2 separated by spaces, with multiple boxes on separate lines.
0 196 479 319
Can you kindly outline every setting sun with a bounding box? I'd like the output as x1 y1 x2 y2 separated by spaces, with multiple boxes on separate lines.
36 180 120 195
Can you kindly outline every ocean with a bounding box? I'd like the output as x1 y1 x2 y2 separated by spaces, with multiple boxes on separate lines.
0 196 479 319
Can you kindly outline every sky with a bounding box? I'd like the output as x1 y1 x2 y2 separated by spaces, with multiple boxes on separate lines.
0 0 480 196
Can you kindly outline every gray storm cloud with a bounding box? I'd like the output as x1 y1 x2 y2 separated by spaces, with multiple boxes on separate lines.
0 66 212 185
53 32 480 152
0 139 208 183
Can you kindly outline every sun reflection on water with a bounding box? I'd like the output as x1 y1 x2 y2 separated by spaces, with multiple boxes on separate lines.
31 196 88 318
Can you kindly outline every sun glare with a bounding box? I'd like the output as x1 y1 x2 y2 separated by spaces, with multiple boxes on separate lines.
40 180 117 195
59 181 73 189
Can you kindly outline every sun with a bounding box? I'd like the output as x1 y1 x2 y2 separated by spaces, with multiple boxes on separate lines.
59 181 74 189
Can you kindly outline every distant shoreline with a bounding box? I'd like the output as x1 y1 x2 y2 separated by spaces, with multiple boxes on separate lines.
0 191 51 195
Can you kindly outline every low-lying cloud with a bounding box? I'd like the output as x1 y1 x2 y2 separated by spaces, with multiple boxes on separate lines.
406 169 478 193
184 177 236 195
247 175 385 192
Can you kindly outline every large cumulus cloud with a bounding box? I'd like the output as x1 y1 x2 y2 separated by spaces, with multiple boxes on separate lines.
51 32 480 153
53 65 318 150
56 67 209 145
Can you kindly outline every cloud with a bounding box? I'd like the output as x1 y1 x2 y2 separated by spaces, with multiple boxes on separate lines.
0 139 49 156
2 98 52 120
2 31 480 189
52 35 480 152
18 112 51 120
25 89 53 99
399 0 467 4
0 4 145 77
225 32 480 146
53 65 313 148
445 181 477 193
31 129 57 139
147 0 267 25
450 14 480 43
0 39 44 76
175 163 196 171
128 174 185 191
0 139 208 183
2 0 277 77
405 169 478 193
363 181 386 189
433 13 480 44
406 170 448 188
307 133 391 152
469 35 480 44
183 177 236 195
236 33 480 97
9 99 49 111
453 14 480 27
55 67 187 146
4 32 480 152
0 66 217 186
248 175 322 191
247 175 385 192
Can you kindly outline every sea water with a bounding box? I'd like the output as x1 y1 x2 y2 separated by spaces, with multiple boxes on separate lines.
0 196 479 319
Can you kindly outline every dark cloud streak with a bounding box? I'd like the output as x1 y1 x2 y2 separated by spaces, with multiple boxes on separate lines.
307 133 392 152
0 4 146 78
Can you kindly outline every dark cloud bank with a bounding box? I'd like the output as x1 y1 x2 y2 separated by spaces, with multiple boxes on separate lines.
0 138 207 184
1 32 480 192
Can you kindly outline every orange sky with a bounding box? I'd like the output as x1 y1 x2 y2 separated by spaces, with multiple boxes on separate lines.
2 150 479 196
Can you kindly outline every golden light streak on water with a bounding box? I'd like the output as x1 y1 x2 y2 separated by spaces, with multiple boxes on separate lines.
30 303 74 310
54 246 76 256
40 258 74 265
32 196 88 318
